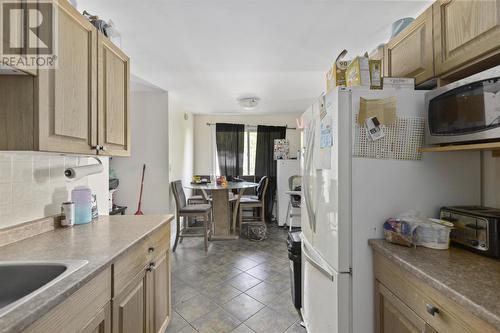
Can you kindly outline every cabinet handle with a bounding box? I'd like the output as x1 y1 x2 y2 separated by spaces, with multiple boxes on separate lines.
146 262 155 272
148 247 155 253
91 145 101 152
100 145 107 151
426 304 440 316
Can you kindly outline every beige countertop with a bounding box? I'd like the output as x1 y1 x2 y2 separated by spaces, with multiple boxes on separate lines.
0 215 173 333
369 239 500 330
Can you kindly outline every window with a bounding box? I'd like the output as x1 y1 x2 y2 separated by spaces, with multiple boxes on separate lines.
243 126 257 176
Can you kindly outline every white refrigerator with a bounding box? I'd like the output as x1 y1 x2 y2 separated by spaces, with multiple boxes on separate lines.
301 86 481 333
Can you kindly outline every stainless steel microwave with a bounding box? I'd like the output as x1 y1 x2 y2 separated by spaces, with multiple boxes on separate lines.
425 65 500 145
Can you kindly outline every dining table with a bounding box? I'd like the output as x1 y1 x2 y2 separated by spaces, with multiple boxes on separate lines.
184 181 259 240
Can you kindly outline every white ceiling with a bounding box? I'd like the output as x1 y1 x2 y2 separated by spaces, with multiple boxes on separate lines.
77 0 431 114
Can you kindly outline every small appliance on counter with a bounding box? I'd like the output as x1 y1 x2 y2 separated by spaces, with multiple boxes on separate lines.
440 206 500 258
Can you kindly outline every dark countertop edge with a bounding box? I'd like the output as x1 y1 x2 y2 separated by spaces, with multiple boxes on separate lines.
368 239 500 330
3 215 174 333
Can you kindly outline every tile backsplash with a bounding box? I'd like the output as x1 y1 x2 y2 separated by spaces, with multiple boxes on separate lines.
0 152 109 229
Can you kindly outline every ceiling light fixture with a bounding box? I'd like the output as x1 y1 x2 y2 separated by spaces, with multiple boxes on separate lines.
237 97 260 110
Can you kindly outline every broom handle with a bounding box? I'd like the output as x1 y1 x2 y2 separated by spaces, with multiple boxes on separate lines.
137 164 146 210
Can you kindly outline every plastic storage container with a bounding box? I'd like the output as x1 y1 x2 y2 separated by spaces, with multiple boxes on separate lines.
71 186 92 225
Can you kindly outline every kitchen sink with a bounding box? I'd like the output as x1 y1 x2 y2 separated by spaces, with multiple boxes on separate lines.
0 260 88 316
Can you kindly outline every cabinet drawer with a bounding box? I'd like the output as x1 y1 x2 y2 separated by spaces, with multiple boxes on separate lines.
114 223 170 296
25 267 111 333
374 253 497 333
146 223 170 262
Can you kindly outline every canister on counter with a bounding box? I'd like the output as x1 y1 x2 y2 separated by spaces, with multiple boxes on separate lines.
61 201 75 227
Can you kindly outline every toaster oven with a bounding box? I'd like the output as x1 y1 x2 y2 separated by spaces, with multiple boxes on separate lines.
440 206 500 258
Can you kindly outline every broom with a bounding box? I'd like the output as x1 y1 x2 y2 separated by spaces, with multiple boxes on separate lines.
134 164 146 215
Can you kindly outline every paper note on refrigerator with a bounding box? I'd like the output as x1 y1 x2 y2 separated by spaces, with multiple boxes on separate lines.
358 96 397 125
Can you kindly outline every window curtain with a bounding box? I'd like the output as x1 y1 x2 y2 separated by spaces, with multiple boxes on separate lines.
255 125 287 222
215 123 245 176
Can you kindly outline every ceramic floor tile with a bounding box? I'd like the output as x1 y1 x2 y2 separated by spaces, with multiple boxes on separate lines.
244 281 284 305
191 308 241 333
202 283 242 305
267 293 301 320
246 265 280 280
244 307 297 333
222 293 265 322
170 224 294 333
174 294 219 322
172 283 199 306
284 322 306 333
230 324 255 333
228 273 262 292
165 311 189 333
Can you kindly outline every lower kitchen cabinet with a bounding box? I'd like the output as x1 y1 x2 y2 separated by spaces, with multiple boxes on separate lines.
113 269 148 333
24 223 171 333
375 282 436 333
81 304 112 333
374 252 498 333
152 252 171 333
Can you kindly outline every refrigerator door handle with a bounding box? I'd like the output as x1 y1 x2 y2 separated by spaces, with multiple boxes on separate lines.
303 121 316 232
303 240 335 281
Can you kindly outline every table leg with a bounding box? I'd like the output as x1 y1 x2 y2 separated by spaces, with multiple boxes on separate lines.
232 188 245 233
211 189 238 240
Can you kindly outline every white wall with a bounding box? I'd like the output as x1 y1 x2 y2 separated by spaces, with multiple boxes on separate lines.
193 113 302 175
0 152 109 229
111 91 170 215
481 152 500 208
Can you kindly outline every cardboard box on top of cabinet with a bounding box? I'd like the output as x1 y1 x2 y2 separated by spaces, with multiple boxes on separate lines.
346 56 371 87
369 59 382 90
326 49 351 92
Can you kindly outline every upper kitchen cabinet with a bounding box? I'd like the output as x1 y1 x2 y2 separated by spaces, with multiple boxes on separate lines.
0 0 131 156
97 33 130 156
384 6 435 85
0 0 37 75
36 0 98 154
433 0 500 76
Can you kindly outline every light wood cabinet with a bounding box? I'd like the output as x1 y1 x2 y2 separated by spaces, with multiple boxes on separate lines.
376 282 436 333
25 222 171 333
113 269 148 333
25 267 112 333
36 0 98 154
374 252 499 333
97 33 130 156
0 0 37 75
0 0 130 156
384 6 434 85
80 304 112 333
151 252 171 333
433 0 500 76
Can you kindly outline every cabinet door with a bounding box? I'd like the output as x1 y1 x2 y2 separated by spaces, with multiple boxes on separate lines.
434 0 500 75
385 6 434 85
375 282 436 333
98 33 130 156
80 303 111 333
0 0 36 75
113 269 148 333
152 252 171 333
36 0 97 154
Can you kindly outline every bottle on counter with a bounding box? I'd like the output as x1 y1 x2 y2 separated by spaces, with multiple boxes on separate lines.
71 186 92 225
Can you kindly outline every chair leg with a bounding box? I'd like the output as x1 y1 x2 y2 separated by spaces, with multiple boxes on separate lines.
179 216 185 244
203 214 208 251
173 215 181 252
239 206 243 235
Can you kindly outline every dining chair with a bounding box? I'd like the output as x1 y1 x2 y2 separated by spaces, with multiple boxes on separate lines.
171 180 212 252
238 176 269 235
